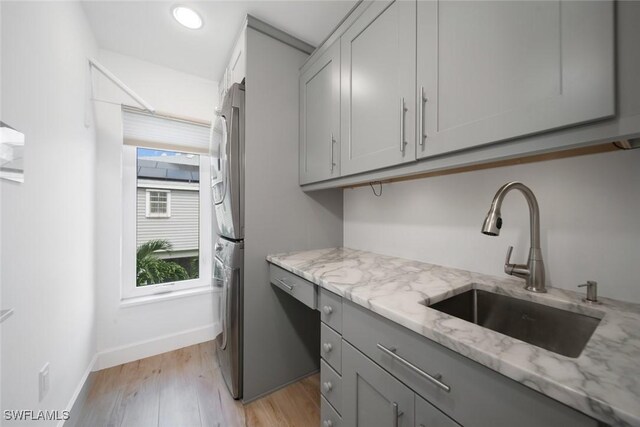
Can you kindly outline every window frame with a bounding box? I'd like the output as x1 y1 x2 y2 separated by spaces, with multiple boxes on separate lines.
121 145 213 301
145 189 171 218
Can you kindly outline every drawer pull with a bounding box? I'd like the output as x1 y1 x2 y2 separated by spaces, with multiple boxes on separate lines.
377 343 451 393
323 381 333 392
323 420 333 427
322 343 333 353
276 278 294 291
323 305 333 315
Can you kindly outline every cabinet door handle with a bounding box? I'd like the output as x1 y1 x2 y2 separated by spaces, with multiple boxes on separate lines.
400 97 407 152
377 343 451 392
276 278 294 291
323 420 333 427
330 133 336 172
392 402 399 427
323 381 333 392
323 305 333 315
322 343 333 353
418 86 426 147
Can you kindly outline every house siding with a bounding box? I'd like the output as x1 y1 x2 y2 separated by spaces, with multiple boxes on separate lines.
136 187 199 253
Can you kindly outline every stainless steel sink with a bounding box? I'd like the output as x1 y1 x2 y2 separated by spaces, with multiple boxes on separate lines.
427 289 601 358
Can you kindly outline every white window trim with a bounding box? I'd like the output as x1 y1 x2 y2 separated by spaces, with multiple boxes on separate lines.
121 145 212 301
145 189 171 218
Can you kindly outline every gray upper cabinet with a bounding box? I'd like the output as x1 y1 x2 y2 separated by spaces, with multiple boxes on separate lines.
300 41 341 184
342 341 415 427
416 0 615 159
340 0 417 176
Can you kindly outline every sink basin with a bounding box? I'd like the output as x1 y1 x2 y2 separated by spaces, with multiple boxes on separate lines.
427 289 601 358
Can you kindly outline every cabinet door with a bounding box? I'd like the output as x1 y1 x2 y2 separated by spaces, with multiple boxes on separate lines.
340 0 416 176
417 0 614 159
343 341 414 427
300 42 341 184
415 395 460 427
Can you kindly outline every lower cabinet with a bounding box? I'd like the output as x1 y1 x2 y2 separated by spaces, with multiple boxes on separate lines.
319 292 345 426
322 395 343 427
342 300 598 427
341 339 460 427
415 394 460 427
321 360 343 414
265 265 601 427
342 340 415 427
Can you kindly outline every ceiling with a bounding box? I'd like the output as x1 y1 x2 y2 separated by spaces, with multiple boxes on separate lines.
82 1 356 80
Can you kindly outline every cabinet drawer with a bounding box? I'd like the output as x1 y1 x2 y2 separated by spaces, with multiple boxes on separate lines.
321 396 342 427
320 359 342 414
321 323 342 373
269 264 317 309
342 301 597 427
319 288 342 333
416 394 460 427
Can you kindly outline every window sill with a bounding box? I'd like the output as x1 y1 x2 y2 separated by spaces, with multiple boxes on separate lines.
120 286 220 308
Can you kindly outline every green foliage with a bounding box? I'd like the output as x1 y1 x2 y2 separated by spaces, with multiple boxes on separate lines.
187 257 199 279
136 239 190 286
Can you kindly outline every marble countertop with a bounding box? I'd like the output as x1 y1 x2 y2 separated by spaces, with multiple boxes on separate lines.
266 247 640 427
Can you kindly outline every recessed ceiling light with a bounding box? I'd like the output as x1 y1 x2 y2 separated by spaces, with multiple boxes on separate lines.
172 6 203 30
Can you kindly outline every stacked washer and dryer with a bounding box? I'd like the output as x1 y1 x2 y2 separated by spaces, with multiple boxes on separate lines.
210 83 245 399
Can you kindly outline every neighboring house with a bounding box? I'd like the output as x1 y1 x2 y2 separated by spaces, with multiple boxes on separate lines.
136 154 199 260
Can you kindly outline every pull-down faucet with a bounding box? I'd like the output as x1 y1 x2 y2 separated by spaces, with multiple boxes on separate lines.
481 182 546 293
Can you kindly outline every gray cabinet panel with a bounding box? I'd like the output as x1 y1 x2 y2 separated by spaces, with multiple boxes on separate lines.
319 288 343 333
342 301 597 427
415 394 460 427
322 396 343 427
321 359 343 414
321 322 343 373
300 41 341 184
417 0 615 159
340 0 416 176
269 264 317 309
342 340 415 427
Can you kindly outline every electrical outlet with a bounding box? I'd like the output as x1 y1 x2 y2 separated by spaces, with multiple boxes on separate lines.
39 363 50 402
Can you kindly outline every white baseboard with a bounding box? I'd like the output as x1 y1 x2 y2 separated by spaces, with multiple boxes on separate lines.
94 323 220 371
59 353 98 427
58 323 220 427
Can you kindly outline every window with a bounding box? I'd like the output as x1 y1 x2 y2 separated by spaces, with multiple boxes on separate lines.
146 190 171 218
136 147 200 288
121 109 212 300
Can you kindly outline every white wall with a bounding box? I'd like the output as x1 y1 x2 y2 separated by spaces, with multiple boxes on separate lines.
1 2 98 424
96 50 217 121
344 149 640 303
93 50 220 369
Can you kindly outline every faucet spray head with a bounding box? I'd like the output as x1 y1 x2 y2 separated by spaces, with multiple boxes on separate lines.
481 208 502 236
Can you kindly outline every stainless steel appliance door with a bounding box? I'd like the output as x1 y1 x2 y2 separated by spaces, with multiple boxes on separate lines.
210 85 244 240
213 237 243 399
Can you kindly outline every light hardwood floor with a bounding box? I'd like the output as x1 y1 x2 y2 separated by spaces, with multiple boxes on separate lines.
75 341 320 427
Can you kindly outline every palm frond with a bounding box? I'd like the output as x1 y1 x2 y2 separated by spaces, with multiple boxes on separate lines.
136 239 173 260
